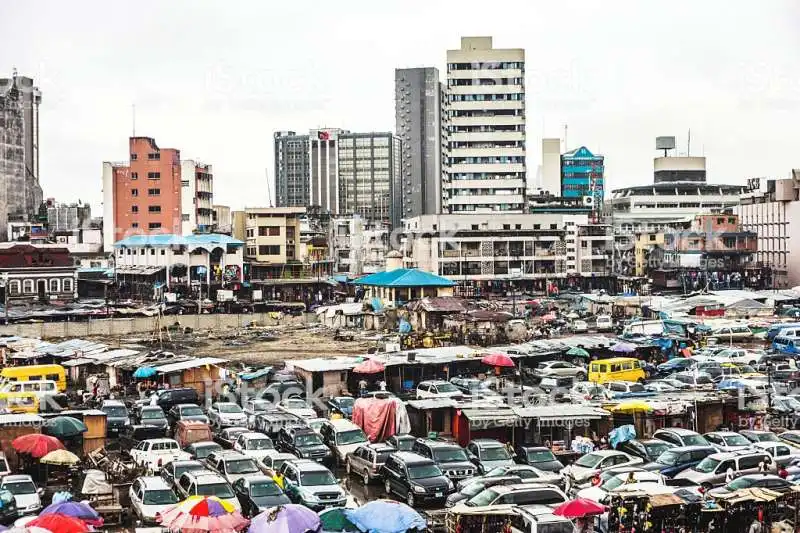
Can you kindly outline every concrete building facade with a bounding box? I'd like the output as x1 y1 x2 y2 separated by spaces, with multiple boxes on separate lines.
180 160 214 235
395 67 443 219
328 215 390 276
244 207 305 265
444 37 526 213
561 146 604 207
274 131 310 207
0 73 43 237
212 205 232 234
539 138 561 197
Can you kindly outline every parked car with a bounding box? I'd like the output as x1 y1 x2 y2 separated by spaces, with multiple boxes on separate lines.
275 426 332 463
381 452 453 507
385 434 416 452
749 441 800 467
711 348 765 366
318 418 369 466
136 406 169 434
280 459 347 511
778 430 800 447
0 488 17 524
167 404 210 430
642 445 717 477
596 315 614 332
606 381 649 398
466 439 515 474
707 474 794 497
258 381 306 403
174 471 241 511
0 475 41 515
174 420 214 448
449 377 492 396
671 371 715 389
276 398 316 420
674 450 772 488
232 475 290 517
346 443 396 485
445 475 523 508
183 441 223 461
304 418 326 435
617 439 676 463
462 482 567 508
655 378 693 391
577 471 664 503
703 431 754 452
215 427 251 449
569 382 611 403
257 452 297 475
0 452 10 478
653 428 711 448
533 361 587 382
570 320 589 333
514 446 563 472
416 380 463 400
412 439 478 483
655 358 696 378
101 399 131 435
159 459 208 488
130 439 191 473
560 450 644 485
326 396 355 418
254 410 307 438
129 476 179 525
456 464 562 491
205 450 262 485
232 432 277 462
740 430 782 443
208 402 248 429
155 388 200 414
243 399 272 429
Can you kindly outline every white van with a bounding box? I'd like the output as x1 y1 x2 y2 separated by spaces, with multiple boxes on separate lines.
0 380 58 399
709 325 752 340
622 320 664 337
776 327 800 339
596 315 613 332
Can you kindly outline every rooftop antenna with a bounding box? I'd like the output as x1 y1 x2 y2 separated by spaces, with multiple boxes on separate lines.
265 168 273 207
132 104 136 137
564 124 568 151
687 128 691 156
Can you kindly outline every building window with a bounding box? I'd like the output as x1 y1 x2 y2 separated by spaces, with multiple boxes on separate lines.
63 279 73 292
148 152 160 160
181 180 190 187
148 205 162 213
131 223 139 229
150 249 156 255
148 222 162 229
258 245 281 255
131 172 138 180
130 153 138 161
49 279 60 293
160 249 166 255
8 280 20 295
148 188 160 196
140 249 145 255
131 189 138 197
181 214 190 221
23 280 34 294
131 205 139 213
147 172 161 180
258 226 280 236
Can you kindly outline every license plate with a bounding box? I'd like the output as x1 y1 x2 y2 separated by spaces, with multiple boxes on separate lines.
315 458 324 463
435 492 443 498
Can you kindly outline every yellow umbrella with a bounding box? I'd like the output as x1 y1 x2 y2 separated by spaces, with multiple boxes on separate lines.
40 449 81 465
610 401 653 414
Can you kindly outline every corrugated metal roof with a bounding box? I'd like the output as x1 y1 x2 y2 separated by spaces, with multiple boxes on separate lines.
353 268 455 288
114 234 244 248
61 358 95 367
406 398 459 410
154 357 228 374
513 405 610 420
0 414 43 425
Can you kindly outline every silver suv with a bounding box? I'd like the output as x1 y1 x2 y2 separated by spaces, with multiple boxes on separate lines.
674 450 772 488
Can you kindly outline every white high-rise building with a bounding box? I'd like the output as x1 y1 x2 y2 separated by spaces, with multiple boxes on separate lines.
444 37 526 213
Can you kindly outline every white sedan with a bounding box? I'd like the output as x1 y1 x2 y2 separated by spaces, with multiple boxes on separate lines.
577 471 664 502
276 398 316 419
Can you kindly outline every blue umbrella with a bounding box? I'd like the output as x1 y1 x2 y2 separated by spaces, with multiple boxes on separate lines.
133 366 157 379
610 342 637 353
345 500 426 533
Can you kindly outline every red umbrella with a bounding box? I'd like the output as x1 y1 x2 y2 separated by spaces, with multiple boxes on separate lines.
28 513 92 533
480 353 515 368
352 358 385 374
553 498 607 518
12 433 65 458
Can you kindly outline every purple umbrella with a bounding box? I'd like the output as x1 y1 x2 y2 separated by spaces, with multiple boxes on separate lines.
248 504 321 533
40 501 103 526
610 342 637 353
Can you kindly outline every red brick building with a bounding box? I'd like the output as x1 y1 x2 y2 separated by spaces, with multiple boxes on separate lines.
0 243 78 302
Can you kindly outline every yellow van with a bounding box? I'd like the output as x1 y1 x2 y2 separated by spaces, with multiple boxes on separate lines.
0 393 40 414
0 365 67 392
588 357 646 384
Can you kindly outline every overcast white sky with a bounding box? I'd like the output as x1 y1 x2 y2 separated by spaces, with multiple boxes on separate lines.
2 0 799 213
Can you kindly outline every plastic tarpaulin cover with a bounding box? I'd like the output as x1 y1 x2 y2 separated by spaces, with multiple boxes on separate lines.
353 398 396 442
81 469 112 495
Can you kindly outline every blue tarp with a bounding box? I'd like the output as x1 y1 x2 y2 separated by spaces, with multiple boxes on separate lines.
398 319 411 334
371 297 383 312
345 500 426 533
610 424 636 449
239 367 272 381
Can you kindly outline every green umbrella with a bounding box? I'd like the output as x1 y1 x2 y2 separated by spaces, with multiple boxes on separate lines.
566 347 591 358
319 507 358 532
42 416 88 439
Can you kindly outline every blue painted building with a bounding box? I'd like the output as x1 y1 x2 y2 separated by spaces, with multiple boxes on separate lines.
560 146 604 206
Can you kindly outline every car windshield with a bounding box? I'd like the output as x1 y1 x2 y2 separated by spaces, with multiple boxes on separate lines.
197 483 234 499
574 453 604 468
726 477 756 490
143 489 178 505
480 446 511 461
526 450 557 463
602 477 627 491
585 386 606 395
435 383 459 393
250 481 282 497
300 471 337 486
392 438 414 451
103 406 127 417
249 402 270 412
462 482 487 497
3 481 35 494
782 397 800 410
484 466 510 477
694 457 721 474
682 434 709 446
434 448 469 463
722 434 751 446
174 463 204 478
538 522 574 533
655 450 681 466
141 409 165 419
284 399 308 409
182 406 204 416
336 398 354 408
246 438 274 450
643 441 672 458
753 433 780 442
218 404 243 414
337 429 368 445
226 459 259 475
627 384 645 392
295 433 323 447
466 488 499 507
408 464 444 479
193 444 222 459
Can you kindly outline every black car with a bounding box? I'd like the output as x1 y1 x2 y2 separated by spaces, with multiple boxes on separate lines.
449 377 490 396
259 382 306 403
381 452 453 507
445 475 522 508
156 388 200 414
655 358 695 378
232 476 290 517
617 439 676 462
412 439 477 483
275 427 331 463
136 406 169 433
166 404 210 431
183 441 224 461
513 446 563 472
160 460 208 488
386 434 416 452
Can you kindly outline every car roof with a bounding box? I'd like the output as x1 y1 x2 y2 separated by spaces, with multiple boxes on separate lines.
2 475 33 482
181 471 226 482
139 476 172 490
708 450 766 460
491 483 562 494
586 449 627 457
102 400 125 406
667 445 715 452
238 475 274 485
240 432 270 439
189 441 221 448
706 431 743 437
176 403 201 408
325 418 360 430
518 446 550 451
290 459 331 472
391 451 434 465
657 428 700 436
143 438 179 444
470 439 504 447
417 438 461 449
419 380 450 386
364 443 396 452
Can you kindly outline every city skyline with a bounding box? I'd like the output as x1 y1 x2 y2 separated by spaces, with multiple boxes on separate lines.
2 0 799 213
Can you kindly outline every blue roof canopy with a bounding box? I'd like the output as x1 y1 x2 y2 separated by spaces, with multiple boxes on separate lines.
114 234 244 249
353 268 455 288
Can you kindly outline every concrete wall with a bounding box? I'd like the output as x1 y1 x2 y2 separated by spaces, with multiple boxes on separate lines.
0 312 320 340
